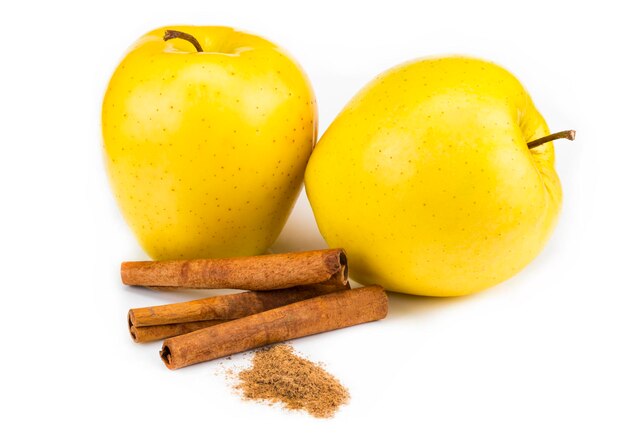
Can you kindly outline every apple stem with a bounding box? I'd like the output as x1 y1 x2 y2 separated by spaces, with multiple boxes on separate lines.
527 130 576 150
163 30 204 52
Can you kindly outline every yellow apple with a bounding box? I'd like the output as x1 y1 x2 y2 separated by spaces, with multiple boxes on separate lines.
102 26 316 260
305 56 572 296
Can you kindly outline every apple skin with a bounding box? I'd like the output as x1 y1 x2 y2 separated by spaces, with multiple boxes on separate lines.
102 26 317 260
305 56 561 296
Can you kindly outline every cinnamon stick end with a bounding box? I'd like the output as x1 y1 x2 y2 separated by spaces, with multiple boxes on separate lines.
128 312 140 342
329 249 347 275
321 249 349 287
338 250 348 282
129 326 139 343
160 345 174 369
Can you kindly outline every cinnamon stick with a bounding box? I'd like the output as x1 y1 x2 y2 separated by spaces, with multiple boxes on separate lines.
121 249 348 291
130 320 225 343
128 284 347 328
160 286 388 370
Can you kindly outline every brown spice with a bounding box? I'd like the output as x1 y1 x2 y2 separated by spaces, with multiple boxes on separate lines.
235 345 350 418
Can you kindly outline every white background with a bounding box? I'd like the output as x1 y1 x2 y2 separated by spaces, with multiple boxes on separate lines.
1 0 624 434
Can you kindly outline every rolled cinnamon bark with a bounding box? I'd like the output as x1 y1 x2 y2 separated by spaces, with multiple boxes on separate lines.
160 286 388 370
121 249 348 291
128 284 347 328
130 320 225 343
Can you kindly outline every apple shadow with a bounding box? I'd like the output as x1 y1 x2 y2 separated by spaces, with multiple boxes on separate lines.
385 291 475 320
383 270 536 322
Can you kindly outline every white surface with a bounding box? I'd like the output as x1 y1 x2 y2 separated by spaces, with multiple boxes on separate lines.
1 0 624 434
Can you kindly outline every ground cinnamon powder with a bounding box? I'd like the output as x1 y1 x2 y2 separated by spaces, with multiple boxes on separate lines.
234 344 350 418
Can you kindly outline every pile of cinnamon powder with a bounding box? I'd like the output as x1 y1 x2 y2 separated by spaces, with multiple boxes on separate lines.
234 344 350 418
